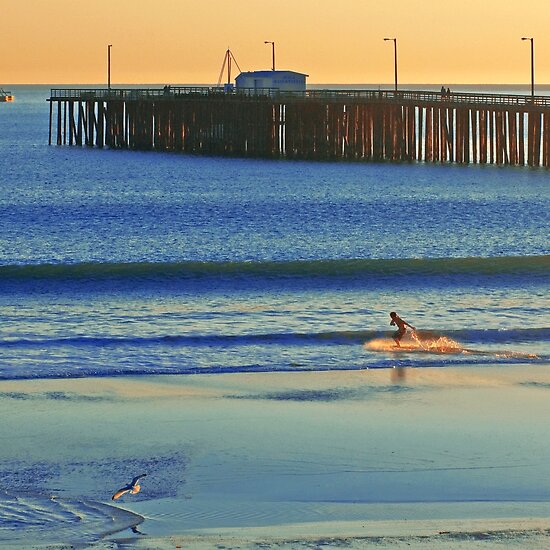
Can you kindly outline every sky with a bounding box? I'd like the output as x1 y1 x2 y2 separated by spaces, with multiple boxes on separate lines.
1 0 549 85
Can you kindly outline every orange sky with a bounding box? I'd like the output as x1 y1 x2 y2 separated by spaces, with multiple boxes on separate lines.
1 0 548 85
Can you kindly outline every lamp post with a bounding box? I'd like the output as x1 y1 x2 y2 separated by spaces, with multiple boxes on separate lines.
521 37 534 98
264 41 275 71
108 44 112 89
383 37 398 92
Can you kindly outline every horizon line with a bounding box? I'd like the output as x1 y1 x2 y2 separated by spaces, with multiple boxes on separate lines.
4 82 550 87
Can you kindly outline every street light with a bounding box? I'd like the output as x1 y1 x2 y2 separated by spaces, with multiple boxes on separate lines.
521 37 534 98
264 41 275 71
384 37 398 91
107 44 113 89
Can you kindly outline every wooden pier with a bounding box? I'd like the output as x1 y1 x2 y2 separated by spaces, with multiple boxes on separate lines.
48 87 550 167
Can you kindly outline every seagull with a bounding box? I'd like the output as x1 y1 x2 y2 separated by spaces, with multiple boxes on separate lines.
112 474 147 500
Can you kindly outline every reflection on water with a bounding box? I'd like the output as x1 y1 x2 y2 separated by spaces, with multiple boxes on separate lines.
391 366 408 382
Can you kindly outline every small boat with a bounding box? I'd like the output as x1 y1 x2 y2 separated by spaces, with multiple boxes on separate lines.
0 89 14 102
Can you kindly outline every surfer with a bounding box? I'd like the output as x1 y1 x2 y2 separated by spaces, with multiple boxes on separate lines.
389 312 416 347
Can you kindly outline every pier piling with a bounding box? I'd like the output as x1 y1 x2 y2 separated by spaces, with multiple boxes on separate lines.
48 87 550 168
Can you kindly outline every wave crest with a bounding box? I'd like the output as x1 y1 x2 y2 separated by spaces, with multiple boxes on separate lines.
1 327 548 349
0 255 547 281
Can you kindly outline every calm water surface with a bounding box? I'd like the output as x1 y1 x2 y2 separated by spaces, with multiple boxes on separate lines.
0 86 548 378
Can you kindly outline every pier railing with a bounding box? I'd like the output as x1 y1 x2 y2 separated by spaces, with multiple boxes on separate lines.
49 87 550 108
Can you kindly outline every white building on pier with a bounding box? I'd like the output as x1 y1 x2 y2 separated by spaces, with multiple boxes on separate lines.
235 70 308 92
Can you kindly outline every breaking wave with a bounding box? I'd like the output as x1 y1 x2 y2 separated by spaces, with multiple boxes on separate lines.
0 255 547 282
1 327 548 349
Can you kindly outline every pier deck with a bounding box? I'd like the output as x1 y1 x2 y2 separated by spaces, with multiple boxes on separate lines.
48 87 550 167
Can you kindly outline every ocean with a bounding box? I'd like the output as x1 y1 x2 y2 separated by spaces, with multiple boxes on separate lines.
0 85 548 379
1 85 550 547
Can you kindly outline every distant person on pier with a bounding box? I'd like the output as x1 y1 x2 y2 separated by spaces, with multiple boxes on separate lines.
389 312 416 347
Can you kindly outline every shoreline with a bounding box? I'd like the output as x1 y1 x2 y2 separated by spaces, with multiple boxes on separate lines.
5 515 550 549
1 367 550 548
113 517 550 549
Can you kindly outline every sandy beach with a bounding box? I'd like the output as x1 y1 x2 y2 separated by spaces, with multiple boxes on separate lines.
1 365 550 548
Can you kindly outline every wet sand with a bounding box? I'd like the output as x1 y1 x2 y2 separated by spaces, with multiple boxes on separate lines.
1 366 550 548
